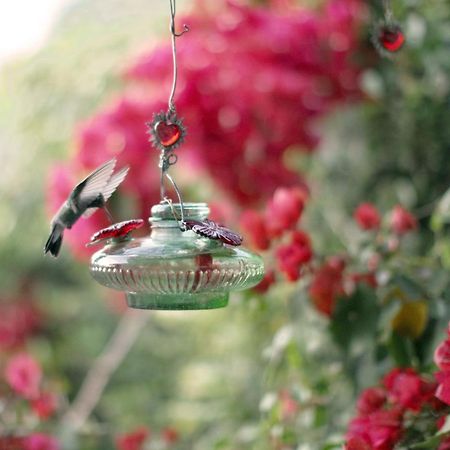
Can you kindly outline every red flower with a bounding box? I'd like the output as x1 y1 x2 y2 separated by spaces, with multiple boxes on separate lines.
5 354 42 400
276 230 313 281
435 335 450 371
279 390 299 420
354 202 381 230
439 436 450 450
383 368 433 412
0 436 24 450
116 427 150 450
435 371 450 405
344 437 372 450
350 272 377 289
23 434 59 450
240 210 270 251
31 391 58 420
308 256 345 316
265 187 306 237
161 427 179 445
347 407 403 450
390 205 417 235
356 387 386 416
0 301 41 350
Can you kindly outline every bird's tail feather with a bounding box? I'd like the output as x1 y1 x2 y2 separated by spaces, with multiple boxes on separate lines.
44 224 64 257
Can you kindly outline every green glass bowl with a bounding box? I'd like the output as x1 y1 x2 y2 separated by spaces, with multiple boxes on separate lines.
90 203 265 310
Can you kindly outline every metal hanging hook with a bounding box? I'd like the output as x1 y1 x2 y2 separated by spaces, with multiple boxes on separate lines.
158 0 189 226
382 0 394 22
168 0 190 112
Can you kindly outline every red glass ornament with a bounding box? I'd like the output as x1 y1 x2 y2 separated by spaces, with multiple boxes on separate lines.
155 121 182 147
88 219 144 245
378 24 405 53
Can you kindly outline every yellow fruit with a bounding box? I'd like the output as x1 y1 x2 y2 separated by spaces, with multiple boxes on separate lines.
391 301 428 339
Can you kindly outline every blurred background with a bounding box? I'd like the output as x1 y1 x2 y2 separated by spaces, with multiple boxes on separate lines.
0 0 449 449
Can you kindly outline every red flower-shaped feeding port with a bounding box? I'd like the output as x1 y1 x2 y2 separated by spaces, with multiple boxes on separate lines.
88 219 144 246
374 23 405 54
184 219 243 246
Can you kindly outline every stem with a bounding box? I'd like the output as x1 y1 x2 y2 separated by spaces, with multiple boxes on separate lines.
61 309 150 432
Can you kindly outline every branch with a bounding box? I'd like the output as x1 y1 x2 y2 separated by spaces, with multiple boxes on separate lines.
61 308 150 432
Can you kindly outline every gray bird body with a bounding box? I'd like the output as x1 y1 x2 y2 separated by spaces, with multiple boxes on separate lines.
45 159 129 257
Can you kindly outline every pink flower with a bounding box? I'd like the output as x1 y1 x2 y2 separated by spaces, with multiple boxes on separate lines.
435 335 450 371
0 301 41 350
276 230 313 281
240 210 270 250
308 256 345 316
390 205 417 235
31 391 58 420
344 437 372 450
356 387 386 416
279 390 299 420
347 407 403 450
24 434 59 450
264 187 307 237
354 202 381 230
439 436 450 450
350 272 377 289
0 436 24 450
5 354 41 399
435 371 450 405
116 427 150 450
383 368 426 411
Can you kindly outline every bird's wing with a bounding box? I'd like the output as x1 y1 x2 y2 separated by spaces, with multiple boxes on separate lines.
101 166 129 202
71 159 117 206
81 165 129 218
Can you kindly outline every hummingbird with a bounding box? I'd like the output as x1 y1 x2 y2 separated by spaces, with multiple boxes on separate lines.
44 158 129 257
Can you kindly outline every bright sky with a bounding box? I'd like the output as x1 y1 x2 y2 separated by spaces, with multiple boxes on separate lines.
0 0 70 66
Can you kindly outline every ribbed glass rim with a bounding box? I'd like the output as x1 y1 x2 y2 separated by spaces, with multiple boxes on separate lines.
150 202 210 222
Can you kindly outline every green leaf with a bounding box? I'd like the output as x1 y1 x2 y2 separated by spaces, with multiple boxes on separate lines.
329 286 379 353
387 331 414 367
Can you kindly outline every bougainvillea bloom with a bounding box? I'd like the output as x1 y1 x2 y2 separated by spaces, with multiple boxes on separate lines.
435 371 450 406
435 331 450 371
344 437 372 450
354 202 381 230
240 210 270 251
376 23 405 53
116 427 150 450
89 219 144 245
276 230 312 281
5 353 42 399
279 390 299 420
23 433 60 450
308 256 345 316
383 368 426 411
0 437 24 450
0 301 41 350
356 387 386 416
390 205 417 235
184 219 243 246
31 391 58 420
347 407 403 450
265 187 306 237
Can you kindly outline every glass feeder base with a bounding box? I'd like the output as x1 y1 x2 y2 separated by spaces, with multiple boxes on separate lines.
126 292 229 310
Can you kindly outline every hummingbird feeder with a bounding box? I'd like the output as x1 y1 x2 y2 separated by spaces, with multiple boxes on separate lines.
88 0 264 310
